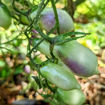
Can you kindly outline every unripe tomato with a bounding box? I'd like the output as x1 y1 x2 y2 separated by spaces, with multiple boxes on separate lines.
40 62 81 90
0 3 11 29
30 8 74 34
33 40 99 77
57 88 86 105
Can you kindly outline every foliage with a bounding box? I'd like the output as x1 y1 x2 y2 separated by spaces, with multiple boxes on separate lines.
75 0 105 20
74 0 105 55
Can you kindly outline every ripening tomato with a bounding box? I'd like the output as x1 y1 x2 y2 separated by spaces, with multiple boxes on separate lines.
40 62 81 90
54 40 99 77
0 2 11 29
30 8 74 34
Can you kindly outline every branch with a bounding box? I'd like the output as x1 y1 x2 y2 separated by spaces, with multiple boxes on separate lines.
67 0 74 19
74 0 86 7
51 0 60 34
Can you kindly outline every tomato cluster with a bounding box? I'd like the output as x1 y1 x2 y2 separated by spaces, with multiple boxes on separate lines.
34 39 98 105
31 8 99 105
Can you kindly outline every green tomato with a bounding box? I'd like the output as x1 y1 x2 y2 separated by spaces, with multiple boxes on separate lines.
57 88 86 105
0 3 11 29
33 39 99 77
40 62 81 90
30 8 74 34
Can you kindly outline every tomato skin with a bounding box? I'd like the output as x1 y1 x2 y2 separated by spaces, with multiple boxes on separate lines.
0 3 11 29
57 88 86 105
30 8 74 34
33 39 99 77
54 40 99 77
40 62 81 90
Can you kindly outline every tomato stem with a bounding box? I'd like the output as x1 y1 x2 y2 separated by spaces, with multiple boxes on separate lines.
51 0 60 35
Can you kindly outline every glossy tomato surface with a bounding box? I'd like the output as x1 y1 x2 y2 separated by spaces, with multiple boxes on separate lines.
40 62 81 90
54 40 99 77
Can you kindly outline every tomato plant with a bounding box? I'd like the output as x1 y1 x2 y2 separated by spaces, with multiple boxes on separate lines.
0 0 100 105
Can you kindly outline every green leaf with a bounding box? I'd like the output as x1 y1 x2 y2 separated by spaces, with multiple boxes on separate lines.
14 67 23 75
0 60 5 67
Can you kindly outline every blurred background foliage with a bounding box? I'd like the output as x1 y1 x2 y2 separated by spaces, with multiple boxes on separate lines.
75 0 105 49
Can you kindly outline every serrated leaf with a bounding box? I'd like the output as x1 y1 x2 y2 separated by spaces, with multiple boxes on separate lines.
53 31 90 44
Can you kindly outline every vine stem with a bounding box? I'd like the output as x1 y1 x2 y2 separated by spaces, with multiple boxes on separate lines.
28 39 44 56
25 0 50 68
28 0 46 31
27 25 57 57
50 0 60 34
